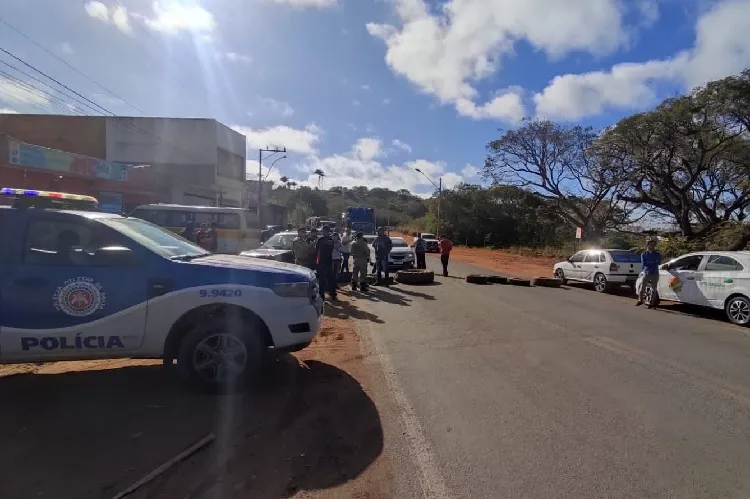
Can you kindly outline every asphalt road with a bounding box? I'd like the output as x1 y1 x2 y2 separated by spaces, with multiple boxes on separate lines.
354 257 750 499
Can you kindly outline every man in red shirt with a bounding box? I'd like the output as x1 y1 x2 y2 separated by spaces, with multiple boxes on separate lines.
438 234 453 277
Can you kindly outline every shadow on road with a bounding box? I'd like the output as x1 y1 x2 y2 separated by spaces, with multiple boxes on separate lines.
367 287 413 306
392 286 437 300
325 298 385 323
0 356 384 499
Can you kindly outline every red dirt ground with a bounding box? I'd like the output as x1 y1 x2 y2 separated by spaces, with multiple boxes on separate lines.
0 292 391 499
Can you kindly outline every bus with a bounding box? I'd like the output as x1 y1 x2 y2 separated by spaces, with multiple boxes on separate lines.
130 204 260 253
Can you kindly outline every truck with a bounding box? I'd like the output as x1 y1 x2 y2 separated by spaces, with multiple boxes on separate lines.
343 206 376 235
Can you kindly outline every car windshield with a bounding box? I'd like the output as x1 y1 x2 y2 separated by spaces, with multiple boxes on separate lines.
99 217 210 259
262 233 295 250
391 238 408 247
422 233 436 239
609 250 641 263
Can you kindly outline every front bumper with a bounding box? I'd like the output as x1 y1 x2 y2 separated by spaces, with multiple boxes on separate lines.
264 298 322 350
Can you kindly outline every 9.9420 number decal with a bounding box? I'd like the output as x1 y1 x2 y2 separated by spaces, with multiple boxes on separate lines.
199 289 242 298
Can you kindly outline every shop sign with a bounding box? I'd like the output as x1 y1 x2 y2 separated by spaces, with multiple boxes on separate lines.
8 138 129 181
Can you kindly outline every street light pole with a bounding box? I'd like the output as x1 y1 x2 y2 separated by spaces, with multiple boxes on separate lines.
257 147 286 235
415 168 443 235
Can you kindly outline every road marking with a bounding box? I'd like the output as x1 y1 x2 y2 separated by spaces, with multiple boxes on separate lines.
359 322 452 499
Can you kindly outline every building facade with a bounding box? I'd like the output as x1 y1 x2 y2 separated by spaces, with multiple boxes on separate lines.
0 115 247 211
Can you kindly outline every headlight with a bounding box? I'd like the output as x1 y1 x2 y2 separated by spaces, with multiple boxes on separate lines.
404 253 413 259
272 281 313 298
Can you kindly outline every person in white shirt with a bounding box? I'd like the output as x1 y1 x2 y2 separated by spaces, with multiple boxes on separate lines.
340 229 353 273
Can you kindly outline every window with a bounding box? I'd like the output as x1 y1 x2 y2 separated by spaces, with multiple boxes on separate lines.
669 255 703 271
24 218 122 266
191 212 241 229
391 238 408 248
569 251 586 263
583 252 602 263
609 250 641 263
100 217 208 259
705 255 744 272
132 208 170 227
262 233 296 250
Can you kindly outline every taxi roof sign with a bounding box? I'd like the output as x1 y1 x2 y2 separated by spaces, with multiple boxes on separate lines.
0 187 98 203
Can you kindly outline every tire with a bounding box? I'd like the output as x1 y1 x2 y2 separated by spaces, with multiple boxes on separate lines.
177 316 264 393
725 295 750 326
554 268 568 285
487 275 508 284
593 273 610 293
532 277 562 288
507 278 531 287
396 269 435 285
466 274 489 284
643 283 660 308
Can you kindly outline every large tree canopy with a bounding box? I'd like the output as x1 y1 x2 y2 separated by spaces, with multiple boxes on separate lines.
595 72 750 237
482 119 630 237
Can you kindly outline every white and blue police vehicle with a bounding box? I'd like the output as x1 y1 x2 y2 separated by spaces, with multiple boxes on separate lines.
0 189 323 392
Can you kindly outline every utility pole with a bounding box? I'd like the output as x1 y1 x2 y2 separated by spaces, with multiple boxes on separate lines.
436 176 442 236
257 147 286 235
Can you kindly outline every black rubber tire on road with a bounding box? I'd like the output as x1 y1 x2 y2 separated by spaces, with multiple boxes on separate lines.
507 277 531 287
396 269 435 285
177 316 264 394
466 274 489 284
531 277 563 288
487 275 508 284
554 268 568 285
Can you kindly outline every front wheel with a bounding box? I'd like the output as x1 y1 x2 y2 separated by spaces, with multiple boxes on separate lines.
177 316 264 393
554 268 568 285
725 295 750 326
593 273 610 293
643 283 660 308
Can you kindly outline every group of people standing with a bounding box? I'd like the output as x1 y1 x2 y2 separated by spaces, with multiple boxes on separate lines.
181 220 218 252
291 225 356 301
413 232 453 277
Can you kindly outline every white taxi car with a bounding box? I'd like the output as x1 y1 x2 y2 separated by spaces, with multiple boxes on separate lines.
553 249 642 293
642 251 750 326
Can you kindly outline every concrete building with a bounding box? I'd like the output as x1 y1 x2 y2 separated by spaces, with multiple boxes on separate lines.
0 115 247 210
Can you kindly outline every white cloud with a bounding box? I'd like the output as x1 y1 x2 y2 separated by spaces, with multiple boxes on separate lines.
224 52 252 64
392 139 412 153
0 77 50 107
261 97 294 117
60 42 74 55
270 0 337 7
142 2 216 35
382 98 391 104
360 84 371 91
352 99 361 107
534 0 750 120
353 137 383 161
368 0 633 120
232 124 322 155
461 164 479 179
84 1 132 34
0 108 19 114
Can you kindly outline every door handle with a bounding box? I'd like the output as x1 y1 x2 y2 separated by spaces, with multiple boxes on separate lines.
13 277 48 288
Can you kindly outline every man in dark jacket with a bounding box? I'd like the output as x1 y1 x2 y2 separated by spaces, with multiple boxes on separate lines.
181 220 196 242
373 227 393 284
315 225 337 301
414 232 427 269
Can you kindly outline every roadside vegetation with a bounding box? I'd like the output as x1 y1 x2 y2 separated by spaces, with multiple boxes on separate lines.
272 69 750 259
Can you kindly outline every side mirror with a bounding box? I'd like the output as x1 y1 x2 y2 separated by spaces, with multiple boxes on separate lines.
660 263 669 271
91 246 138 266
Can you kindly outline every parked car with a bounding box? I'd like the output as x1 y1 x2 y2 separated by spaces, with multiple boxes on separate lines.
554 249 642 292
421 233 440 253
0 202 322 392
370 237 415 270
642 251 750 326
240 231 297 264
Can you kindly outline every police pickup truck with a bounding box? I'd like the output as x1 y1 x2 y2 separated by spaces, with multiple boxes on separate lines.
0 194 323 392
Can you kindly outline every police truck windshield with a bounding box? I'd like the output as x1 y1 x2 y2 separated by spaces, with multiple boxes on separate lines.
100 217 210 259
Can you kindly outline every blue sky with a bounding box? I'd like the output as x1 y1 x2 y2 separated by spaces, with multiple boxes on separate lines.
1 0 749 196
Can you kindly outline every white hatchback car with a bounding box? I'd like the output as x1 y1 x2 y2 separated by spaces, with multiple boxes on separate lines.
554 249 642 293
642 251 750 326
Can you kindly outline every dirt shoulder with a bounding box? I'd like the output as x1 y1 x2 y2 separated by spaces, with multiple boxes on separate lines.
0 293 391 499
397 232 557 280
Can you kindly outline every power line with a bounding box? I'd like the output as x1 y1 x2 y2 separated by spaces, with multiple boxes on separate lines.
0 60 107 115
0 71 85 115
0 46 113 115
0 15 146 115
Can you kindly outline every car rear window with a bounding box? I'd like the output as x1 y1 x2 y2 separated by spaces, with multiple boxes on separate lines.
609 250 641 263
